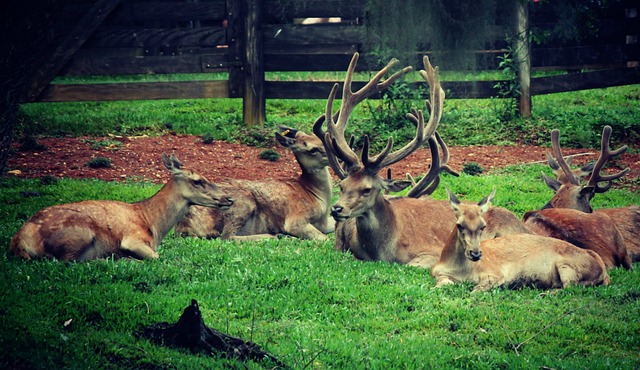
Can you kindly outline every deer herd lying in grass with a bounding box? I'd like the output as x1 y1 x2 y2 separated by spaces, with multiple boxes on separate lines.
9 53 638 293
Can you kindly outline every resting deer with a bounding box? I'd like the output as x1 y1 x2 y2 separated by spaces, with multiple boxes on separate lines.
313 52 465 268
525 125 637 265
403 133 532 240
431 188 610 292
175 126 334 240
10 154 235 261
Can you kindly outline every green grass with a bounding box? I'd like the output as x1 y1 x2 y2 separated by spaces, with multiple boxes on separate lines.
1 171 639 369
4 75 640 368
17 84 640 151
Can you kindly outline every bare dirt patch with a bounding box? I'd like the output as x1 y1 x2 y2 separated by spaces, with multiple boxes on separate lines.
7 134 640 192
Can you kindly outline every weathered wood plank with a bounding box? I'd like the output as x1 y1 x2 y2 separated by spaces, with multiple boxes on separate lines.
263 24 366 47
531 68 640 95
107 1 227 23
40 81 230 101
264 0 365 20
26 0 122 102
86 27 228 49
242 0 265 126
61 53 234 75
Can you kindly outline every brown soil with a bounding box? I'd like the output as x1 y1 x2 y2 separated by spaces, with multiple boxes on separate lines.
6 134 640 192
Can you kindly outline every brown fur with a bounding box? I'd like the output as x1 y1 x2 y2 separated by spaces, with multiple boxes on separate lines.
10 154 233 261
596 206 640 262
175 128 333 240
432 191 610 292
523 208 632 269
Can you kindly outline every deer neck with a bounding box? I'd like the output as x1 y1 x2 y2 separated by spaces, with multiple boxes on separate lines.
299 167 332 202
355 197 397 259
136 179 191 245
438 226 471 266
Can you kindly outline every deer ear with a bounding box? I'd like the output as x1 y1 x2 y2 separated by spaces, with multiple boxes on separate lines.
446 187 461 213
478 187 496 213
275 132 295 147
541 172 561 192
162 153 183 174
384 179 412 193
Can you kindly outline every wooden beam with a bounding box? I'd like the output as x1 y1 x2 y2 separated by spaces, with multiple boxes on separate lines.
40 81 230 101
515 1 532 117
242 0 265 126
27 0 122 102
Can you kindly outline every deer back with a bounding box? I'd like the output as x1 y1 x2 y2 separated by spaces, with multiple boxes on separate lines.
595 206 640 262
523 208 631 269
10 153 233 261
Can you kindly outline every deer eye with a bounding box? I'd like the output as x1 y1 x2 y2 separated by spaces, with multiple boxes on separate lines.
361 188 372 196
192 179 204 187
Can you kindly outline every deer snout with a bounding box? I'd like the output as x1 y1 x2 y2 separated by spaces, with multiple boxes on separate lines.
468 249 482 261
330 205 348 221
216 196 235 210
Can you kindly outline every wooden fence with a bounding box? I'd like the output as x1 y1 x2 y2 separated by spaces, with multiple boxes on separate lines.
28 0 640 125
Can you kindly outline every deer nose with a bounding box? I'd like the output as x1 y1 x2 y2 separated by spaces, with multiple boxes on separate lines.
330 205 344 216
469 250 482 261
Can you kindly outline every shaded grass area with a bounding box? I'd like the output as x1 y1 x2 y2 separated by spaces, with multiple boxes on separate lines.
1 170 639 369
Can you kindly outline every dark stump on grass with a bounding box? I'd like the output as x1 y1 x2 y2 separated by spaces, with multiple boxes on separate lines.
135 299 285 368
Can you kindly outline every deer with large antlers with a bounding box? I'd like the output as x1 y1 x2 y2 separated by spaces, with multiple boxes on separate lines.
175 126 334 240
431 188 610 292
524 125 637 266
313 52 462 268
10 154 235 261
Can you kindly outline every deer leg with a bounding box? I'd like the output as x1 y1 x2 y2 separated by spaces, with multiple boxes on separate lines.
556 263 580 288
406 253 439 269
285 223 328 240
472 275 503 292
434 276 456 288
120 237 159 260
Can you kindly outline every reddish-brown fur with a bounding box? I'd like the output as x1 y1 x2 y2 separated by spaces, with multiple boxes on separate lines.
175 127 333 240
523 208 631 269
10 154 233 261
540 126 638 262
432 190 610 291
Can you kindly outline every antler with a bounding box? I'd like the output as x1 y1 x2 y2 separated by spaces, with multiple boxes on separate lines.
548 129 581 186
585 125 630 193
359 55 444 175
314 52 412 178
407 131 459 198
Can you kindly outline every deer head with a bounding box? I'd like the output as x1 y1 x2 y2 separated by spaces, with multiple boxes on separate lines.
275 125 330 173
162 153 234 209
542 126 629 212
314 53 444 221
446 188 496 261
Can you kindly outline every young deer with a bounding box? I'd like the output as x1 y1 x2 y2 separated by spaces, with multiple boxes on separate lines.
431 189 610 292
527 125 638 264
175 126 334 240
314 52 461 268
10 154 234 261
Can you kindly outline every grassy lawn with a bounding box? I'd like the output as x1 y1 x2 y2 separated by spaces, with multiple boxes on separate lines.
1 164 639 368
2 78 640 368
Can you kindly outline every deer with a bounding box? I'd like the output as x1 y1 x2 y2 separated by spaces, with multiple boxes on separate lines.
313 52 469 268
10 153 235 261
174 125 334 240
524 125 637 265
402 131 532 241
431 188 610 292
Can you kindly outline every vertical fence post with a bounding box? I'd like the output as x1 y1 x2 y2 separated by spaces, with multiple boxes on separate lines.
515 0 531 117
242 0 265 126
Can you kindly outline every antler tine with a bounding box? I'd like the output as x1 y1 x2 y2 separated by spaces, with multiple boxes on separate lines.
550 129 580 185
407 132 458 198
586 125 630 192
313 111 348 179
364 55 444 172
324 52 412 174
